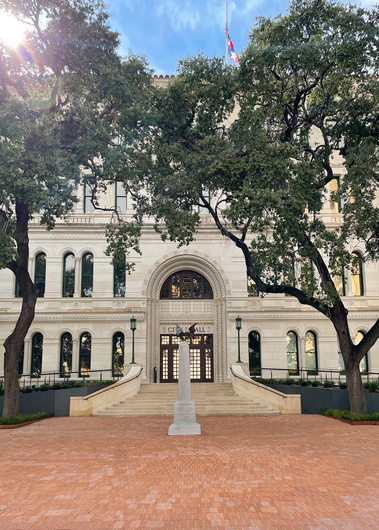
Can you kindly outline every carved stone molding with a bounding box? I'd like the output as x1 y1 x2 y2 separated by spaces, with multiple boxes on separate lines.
0 313 146 321
227 312 379 319
145 253 228 383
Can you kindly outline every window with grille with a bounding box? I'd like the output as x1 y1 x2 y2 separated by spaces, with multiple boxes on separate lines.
160 271 213 299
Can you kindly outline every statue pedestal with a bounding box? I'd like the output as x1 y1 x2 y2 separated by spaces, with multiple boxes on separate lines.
168 340 201 436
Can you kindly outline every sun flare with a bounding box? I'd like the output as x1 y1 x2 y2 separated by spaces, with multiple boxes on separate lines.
0 11 24 48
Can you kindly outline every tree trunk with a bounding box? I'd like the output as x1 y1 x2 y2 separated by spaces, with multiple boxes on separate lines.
345 363 367 415
3 295 36 416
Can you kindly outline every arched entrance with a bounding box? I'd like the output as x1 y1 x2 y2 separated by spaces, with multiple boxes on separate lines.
144 253 228 383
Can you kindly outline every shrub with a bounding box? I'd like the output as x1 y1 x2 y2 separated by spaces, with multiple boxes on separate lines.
0 412 53 425
285 379 294 385
323 380 335 388
311 381 322 387
339 382 348 390
51 383 63 390
21 386 33 393
363 381 379 393
39 384 50 392
322 408 379 422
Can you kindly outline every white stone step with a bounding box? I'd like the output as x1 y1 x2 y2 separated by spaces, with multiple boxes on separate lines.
92 382 280 417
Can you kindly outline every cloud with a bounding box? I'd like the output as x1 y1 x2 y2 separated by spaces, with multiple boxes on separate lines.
238 0 262 17
156 0 201 32
155 0 240 32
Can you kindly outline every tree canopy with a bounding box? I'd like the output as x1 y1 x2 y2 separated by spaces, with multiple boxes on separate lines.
0 0 152 415
110 0 379 413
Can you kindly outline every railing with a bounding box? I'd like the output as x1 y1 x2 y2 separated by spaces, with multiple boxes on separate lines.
0 368 123 389
230 366 288 398
253 366 379 383
83 367 143 401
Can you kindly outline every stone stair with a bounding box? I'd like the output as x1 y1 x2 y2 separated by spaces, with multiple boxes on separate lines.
92 382 279 417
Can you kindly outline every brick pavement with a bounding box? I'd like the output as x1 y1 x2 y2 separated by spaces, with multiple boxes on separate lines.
0 415 379 529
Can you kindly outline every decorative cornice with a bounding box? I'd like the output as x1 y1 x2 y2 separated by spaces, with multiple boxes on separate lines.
228 312 379 319
0 313 146 322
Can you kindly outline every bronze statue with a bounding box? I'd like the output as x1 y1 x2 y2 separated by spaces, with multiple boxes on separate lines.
175 323 197 342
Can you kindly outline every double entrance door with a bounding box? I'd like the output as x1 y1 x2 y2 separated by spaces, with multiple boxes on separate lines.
160 334 214 383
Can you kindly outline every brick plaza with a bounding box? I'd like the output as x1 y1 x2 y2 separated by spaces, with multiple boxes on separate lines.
0 416 378 529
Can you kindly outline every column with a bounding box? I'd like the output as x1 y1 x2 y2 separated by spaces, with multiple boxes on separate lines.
72 338 79 377
44 257 62 298
74 257 81 298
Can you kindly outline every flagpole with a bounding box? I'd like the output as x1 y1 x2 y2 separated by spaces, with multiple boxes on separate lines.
226 0 229 65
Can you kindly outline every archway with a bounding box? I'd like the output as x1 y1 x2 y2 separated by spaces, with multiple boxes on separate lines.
145 253 228 383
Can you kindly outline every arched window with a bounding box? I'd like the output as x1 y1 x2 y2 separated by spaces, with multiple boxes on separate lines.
60 333 73 377
305 331 318 375
81 253 93 297
160 271 213 299
31 333 43 377
351 252 364 296
355 330 369 373
63 253 75 297
79 332 91 377
34 253 46 297
248 331 261 376
286 331 299 375
112 332 124 376
114 262 126 297
18 342 24 377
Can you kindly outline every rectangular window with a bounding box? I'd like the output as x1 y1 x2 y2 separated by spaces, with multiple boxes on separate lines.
115 181 127 214
198 189 210 214
330 177 341 213
84 180 94 214
114 263 126 297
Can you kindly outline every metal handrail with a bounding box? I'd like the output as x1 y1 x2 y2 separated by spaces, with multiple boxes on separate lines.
253 367 379 382
83 367 143 400
0 368 124 388
230 366 288 398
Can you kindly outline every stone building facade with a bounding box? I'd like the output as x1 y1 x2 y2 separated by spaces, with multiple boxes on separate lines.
1 175 379 384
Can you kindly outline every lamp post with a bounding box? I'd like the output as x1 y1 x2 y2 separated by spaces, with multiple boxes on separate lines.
236 315 242 363
130 316 136 364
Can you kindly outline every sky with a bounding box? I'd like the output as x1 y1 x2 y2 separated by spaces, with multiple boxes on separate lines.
105 0 376 76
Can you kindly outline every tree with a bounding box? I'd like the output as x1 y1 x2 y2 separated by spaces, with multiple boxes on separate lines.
0 0 151 416
111 0 379 414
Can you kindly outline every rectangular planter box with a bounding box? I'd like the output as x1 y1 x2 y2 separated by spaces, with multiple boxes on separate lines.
265 384 379 414
0 385 106 417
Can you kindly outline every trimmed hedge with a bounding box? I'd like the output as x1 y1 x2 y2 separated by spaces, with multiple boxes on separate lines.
322 408 379 422
0 412 53 425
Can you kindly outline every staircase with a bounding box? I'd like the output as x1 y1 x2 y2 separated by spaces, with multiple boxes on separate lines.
92 382 279 417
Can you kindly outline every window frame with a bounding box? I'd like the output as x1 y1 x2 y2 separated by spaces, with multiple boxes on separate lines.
31 332 43 378
83 179 95 214
34 252 46 298
248 331 261 376
112 332 125 377
114 261 126 298
160 271 213 300
79 332 91 378
115 181 127 214
62 252 75 298
81 252 94 298
351 252 364 296
286 331 299 376
60 332 73 378
304 330 318 375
